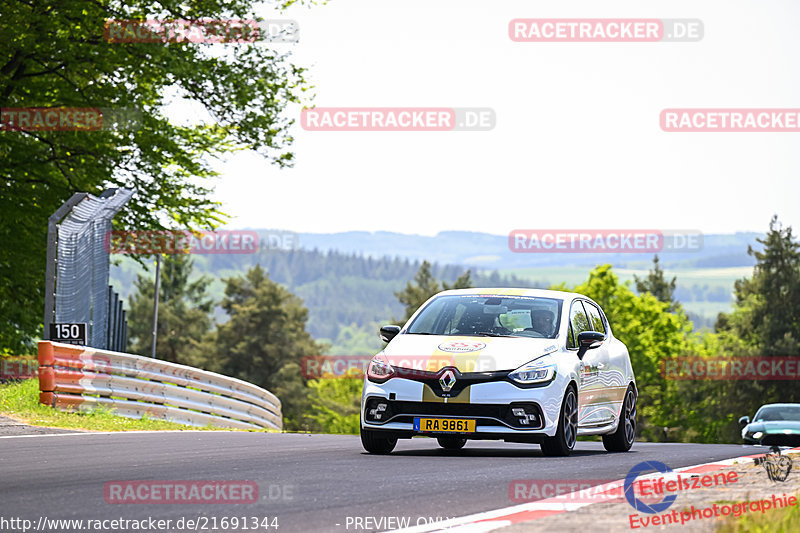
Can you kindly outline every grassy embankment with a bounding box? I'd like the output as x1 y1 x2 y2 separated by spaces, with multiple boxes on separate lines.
0 378 235 431
716 497 800 532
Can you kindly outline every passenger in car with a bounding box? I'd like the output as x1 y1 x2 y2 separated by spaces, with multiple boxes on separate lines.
528 309 555 337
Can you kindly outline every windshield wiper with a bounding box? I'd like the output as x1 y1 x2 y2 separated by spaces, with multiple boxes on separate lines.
474 331 519 338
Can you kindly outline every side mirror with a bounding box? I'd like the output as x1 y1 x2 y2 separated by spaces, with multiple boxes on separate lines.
379 325 401 343
576 331 604 360
577 331 604 347
738 416 750 427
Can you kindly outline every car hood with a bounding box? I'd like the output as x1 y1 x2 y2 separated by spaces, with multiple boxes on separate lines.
381 334 560 373
747 420 800 434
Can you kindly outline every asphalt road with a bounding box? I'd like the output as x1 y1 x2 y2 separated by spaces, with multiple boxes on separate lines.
0 432 761 532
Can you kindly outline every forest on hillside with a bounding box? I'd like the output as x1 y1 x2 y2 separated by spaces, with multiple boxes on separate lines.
115 218 800 443
111 248 543 350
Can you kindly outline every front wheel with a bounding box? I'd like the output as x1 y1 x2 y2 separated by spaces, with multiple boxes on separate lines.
360 426 398 454
541 386 578 457
603 386 636 452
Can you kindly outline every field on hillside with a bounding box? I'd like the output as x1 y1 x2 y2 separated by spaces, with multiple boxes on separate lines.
500 265 753 327
111 249 752 355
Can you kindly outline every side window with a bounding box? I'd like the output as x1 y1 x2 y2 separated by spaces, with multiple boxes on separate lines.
583 301 607 335
568 301 590 348
567 323 576 349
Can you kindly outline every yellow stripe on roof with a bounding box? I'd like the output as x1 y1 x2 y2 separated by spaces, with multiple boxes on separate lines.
496 288 528 296
470 288 504 295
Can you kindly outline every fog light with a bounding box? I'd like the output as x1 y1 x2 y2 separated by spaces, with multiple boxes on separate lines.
512 408 526 416
377 403 387 412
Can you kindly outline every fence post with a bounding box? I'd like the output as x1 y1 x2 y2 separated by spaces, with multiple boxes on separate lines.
45 188 133 348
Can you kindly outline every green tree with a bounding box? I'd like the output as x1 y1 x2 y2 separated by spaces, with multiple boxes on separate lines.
672 329 762 443
196 266 324 430
323 322 383 356
568 265 693 441
394 261 471 323
127 254 213 363
705 216 800 438
667 219 800 443
0 0 310 352
717 216 800 355
306 369 362 434
634 255 678 312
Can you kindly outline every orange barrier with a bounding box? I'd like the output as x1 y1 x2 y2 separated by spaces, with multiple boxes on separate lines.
37 341 282 430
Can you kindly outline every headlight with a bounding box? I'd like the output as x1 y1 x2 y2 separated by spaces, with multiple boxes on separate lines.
752 431 764 440
509 355 557 385
367 354 395 383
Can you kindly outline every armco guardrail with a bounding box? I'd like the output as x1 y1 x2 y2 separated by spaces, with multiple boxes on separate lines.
37 341 282 430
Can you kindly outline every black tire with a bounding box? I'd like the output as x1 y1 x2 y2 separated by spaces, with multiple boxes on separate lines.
541 386 578 457
603 386 636 452
360 426 398 454
437 436 467 450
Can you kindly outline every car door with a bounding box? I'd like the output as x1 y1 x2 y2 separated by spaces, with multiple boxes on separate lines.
582 300 624 425
568 300 613 427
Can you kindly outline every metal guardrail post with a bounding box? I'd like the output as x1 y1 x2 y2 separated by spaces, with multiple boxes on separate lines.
151 254 161 359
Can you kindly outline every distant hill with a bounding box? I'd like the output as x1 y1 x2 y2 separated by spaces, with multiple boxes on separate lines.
110 230 762 353
289 230 760 270
110 247 542 353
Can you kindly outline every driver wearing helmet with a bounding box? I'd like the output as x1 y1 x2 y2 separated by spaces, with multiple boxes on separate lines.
528 309 555 337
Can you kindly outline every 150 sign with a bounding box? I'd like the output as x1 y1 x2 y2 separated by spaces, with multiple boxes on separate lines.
49 323 87 345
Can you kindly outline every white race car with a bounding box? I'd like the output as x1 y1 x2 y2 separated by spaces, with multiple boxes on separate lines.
361 288 637 456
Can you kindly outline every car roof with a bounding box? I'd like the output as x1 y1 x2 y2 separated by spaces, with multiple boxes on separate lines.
433 287 588 300
757 403 800 409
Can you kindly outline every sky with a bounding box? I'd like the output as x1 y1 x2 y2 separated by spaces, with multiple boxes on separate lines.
194 0 800 237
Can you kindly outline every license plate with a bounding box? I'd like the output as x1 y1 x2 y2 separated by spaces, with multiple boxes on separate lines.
414 417 476 433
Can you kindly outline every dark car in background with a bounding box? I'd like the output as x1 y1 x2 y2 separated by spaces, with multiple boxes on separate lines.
740 403 800 446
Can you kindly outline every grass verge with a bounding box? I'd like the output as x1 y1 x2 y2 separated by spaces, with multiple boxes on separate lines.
0 378 239 432
716 493 800 532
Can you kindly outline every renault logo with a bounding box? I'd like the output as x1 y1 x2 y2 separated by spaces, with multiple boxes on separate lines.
439 369 457 392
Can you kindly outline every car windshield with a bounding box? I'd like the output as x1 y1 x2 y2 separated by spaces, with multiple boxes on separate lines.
754 405 800 422
407 295 562 339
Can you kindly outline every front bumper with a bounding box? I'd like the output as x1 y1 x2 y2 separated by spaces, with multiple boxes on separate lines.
361 376 565 438
745 432 800 447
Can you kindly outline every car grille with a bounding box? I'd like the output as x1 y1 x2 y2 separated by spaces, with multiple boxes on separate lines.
761 434 800 447
363 397 544 430
393 368 509 397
